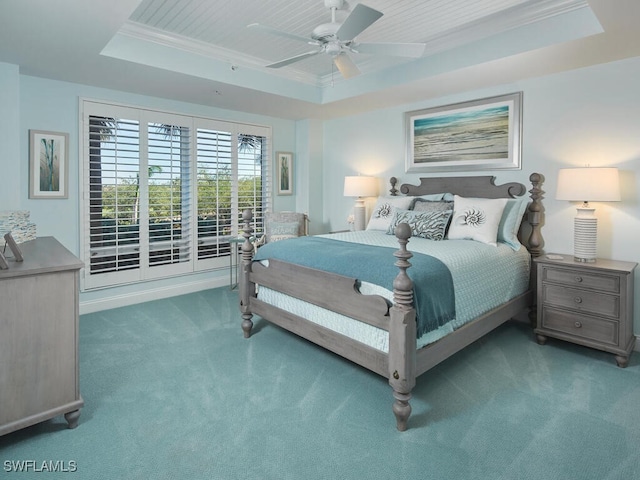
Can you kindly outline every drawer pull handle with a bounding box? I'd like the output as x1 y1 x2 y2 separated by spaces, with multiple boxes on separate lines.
574 297 583 304
575 276 583 283
574 321 582 328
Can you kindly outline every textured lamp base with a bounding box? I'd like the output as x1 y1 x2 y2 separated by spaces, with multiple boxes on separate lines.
353 200 366 231
574 206 597 263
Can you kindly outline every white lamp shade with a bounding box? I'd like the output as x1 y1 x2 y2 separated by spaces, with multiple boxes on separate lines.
556 167 621 202
343 176 378 198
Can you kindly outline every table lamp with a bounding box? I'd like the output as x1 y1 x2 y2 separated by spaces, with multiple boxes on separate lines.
344 176 378 231
556 167 620 262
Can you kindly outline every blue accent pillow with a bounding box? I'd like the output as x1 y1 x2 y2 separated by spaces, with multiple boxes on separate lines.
497 198 528 250
386 208 453 241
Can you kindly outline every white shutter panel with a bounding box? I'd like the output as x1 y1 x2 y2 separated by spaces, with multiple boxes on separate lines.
85 113 142 288
196 126 233 266
146 121 192 277
238 132 270 239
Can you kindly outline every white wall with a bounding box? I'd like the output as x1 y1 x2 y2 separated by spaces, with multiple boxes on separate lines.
321 56 640 332
0 62 20 209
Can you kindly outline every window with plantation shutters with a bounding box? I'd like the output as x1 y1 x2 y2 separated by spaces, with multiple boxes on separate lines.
196 126 269 265
80 100 271 290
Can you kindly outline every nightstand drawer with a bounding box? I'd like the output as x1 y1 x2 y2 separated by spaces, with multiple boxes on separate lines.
541 307 619 346
542 266 620 293
543 284 620 318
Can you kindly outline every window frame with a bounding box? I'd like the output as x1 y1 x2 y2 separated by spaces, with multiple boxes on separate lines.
79 98 271 291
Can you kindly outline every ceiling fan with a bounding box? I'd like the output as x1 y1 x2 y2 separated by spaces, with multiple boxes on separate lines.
248 0 426 79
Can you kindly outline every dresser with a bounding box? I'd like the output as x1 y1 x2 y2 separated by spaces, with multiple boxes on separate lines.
0 237 84 436
534 254 637 367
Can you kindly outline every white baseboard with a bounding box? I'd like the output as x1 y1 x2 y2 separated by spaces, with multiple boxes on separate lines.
79 276 230 315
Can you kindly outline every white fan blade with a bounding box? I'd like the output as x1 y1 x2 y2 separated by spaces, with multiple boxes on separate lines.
353 42 426 58
336 4 383 41
248 23 313 45
266 50 322 69
333 52 360 79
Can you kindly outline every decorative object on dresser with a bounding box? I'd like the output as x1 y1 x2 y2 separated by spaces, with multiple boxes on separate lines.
240 173 544 431
556 167 620 262
343 175 378 231
4 232 24 262
534 254 636 367
0 237 84 436
0 210 36 243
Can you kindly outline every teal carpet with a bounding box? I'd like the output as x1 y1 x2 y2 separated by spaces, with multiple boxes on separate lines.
2 288 639 479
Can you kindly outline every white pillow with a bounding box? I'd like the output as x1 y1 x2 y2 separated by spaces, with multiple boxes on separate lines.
447 195 508 246
366 196 413 231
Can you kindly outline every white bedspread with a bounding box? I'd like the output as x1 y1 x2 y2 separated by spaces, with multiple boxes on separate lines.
257 231 530 352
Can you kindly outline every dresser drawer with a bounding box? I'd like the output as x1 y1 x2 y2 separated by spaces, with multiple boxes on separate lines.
541 307 619 346
543 284 620 319
542 266 620 294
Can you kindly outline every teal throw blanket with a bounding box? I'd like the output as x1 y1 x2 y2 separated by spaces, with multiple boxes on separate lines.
254 236 455 338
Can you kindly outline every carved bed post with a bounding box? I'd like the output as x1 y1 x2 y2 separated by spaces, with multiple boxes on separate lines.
527 173 544 257
527 173 544 327
240 209 256 338
388 223 417 431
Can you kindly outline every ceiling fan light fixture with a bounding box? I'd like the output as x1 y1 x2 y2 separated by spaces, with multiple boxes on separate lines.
250 0 425 79
325 42 342 56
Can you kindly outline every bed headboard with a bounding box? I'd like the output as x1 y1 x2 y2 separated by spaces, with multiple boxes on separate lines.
390 173 544 257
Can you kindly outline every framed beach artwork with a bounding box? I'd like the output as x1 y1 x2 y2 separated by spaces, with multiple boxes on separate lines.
29 130 69 199
405 92 522 173
276 151 293 195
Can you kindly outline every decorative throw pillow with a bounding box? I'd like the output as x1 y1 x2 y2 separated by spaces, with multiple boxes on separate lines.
386 208 453 241
409 193 454 210
366 196 413 231
411 199 454 213
447 195 508 246
497 197 528 250
269 221 300 242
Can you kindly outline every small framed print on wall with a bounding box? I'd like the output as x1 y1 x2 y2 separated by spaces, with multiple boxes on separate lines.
276 151 293 195
29 129 69 199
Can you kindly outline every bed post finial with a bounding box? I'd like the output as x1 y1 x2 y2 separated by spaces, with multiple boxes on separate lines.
392 223 413 308
527 173 544 257
240 209 255 338
389 177 398 196
389 222 417 431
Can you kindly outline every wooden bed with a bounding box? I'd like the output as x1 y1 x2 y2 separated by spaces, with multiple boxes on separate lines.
238 173 544 431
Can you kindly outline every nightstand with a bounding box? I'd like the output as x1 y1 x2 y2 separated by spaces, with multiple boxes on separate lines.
534 254 637 367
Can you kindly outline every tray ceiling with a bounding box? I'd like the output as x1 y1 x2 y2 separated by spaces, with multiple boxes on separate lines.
2 0 640 119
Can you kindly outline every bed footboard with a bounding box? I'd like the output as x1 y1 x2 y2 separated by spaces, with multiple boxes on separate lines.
239 210 418 431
